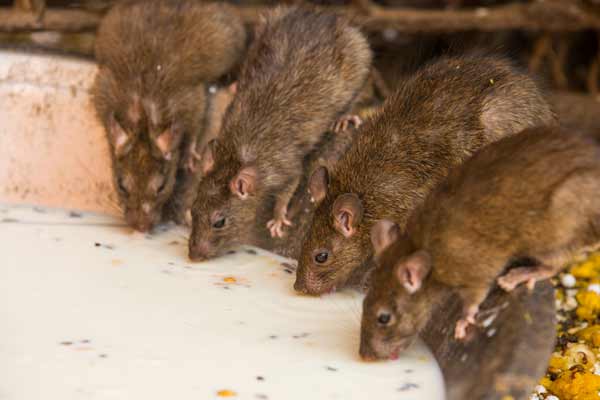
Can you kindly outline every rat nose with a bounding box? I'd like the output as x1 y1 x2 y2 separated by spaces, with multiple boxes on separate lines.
189 239 211 261
359 347 378 362
126 211 152 232
293 278 309 294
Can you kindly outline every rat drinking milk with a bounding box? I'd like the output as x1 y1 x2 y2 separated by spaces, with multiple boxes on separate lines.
294 55 556 295
360 126 600 360
93 0 246 231
188 6 372 261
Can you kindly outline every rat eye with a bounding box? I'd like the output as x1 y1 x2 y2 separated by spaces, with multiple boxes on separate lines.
117 177 128 195
377 312 392 326
213 217 226 229
314 250 329 264
157 180 167 194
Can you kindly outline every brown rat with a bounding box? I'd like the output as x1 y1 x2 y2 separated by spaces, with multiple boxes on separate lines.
188 6 372 261
92 0 246 231
294 54 556 296
163 82 238 227
359 126 600 360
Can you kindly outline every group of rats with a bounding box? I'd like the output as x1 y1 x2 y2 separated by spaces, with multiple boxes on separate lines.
92 0 600 361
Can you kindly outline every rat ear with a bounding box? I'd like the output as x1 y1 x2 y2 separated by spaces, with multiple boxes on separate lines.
308 166 329 204
201 139 217 175
332 193 363 238
370 219 400 256
395 250 431 294
230 166 257 199
154 125 183 161
108 115 130 157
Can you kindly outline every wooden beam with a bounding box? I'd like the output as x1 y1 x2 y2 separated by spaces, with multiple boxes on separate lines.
1 1 599 34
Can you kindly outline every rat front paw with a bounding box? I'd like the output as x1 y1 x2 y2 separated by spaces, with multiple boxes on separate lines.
333 114 362 133
184 148 202 173
266 214 293 238
454 318 474 340
497 274 520 292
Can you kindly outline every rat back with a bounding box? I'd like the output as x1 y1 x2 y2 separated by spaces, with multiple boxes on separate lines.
95 0 246 96
296 54 556 294
413 127 600 287
222 6 372 170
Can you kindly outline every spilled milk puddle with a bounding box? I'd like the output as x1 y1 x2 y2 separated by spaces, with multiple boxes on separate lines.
0 204 445 400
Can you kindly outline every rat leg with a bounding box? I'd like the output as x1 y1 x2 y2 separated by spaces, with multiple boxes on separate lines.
267 176 300 238
332 114 363 133
184 135 202 173
454 286 489 340
497 263 561 292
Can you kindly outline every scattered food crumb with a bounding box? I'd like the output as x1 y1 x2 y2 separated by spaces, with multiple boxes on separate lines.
269 335 278 340
397 383 419 392
94 242 101 247
223 276 237 284
59 341 73 346
1 218 19 223
254 394 268 400
404 369 413 374
292 333 310 339
99 354 107 358
246 249 258 255
256 376 264 381
168 241 179 246
217 389 237 397
68 211 83 218
227 250 236 255
325 366 338 372
80 339 90 344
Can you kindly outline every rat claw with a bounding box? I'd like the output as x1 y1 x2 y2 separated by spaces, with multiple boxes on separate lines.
267 216 291 238
333 114 363 133
526 278 537 291
454 319 471 340
185 148 203 173
497 276 517 292
184 209 192 226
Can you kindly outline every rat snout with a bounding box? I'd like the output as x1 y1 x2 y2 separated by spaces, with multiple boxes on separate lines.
125 210 154 232
188 238 213 262
359 338 379 362
293 273 309 294
294 267 332 296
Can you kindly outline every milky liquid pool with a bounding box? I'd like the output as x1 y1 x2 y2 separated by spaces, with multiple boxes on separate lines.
0 204 445 400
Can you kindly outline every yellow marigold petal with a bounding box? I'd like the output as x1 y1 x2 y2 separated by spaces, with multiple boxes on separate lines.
550 370 600 400
217 389 237 397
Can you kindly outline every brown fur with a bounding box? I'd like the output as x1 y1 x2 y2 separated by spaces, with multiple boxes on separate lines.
295 55 557 295
93 0 246 231
360 126 600 360
188 6 372 261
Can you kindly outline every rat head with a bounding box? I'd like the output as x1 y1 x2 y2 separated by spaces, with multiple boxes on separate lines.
94 68 196 232
295 167 369 295
108 113 181 232
188 140 259 261
359 220 433 361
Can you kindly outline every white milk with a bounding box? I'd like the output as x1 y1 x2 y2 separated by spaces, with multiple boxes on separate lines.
0 204 445 400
